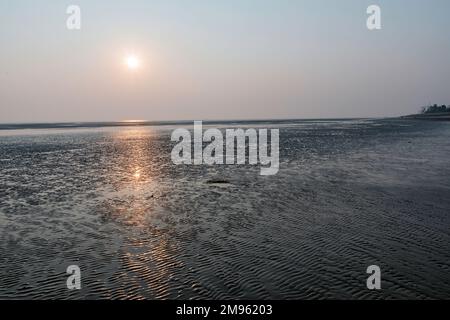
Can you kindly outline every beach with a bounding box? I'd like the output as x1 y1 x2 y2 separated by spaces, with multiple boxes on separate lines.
1 118 449 299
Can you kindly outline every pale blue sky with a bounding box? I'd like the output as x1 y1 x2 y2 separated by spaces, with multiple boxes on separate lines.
1 0 449 122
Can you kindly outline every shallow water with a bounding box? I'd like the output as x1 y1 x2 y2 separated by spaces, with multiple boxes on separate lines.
0 119 449 299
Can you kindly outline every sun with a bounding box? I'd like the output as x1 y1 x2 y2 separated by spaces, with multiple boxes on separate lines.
125 55 140 70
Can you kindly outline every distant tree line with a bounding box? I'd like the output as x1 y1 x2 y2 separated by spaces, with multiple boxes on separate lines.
421 104 450 114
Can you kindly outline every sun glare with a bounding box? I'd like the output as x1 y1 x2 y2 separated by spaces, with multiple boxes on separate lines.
125 55 140 70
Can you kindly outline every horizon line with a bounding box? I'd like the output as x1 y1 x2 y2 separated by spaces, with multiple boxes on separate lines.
0 116 394 131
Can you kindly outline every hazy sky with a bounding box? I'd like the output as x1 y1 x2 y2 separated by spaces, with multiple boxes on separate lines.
1 0 449 122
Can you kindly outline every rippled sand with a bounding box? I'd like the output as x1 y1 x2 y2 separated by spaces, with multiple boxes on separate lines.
0 119 449 299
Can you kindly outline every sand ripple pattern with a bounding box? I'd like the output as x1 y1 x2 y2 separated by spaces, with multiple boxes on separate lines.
0 119 450 299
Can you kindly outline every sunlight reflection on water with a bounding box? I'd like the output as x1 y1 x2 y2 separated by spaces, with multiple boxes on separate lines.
0 119 450 299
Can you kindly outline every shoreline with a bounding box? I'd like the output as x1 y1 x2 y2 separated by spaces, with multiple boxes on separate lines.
401 112 450 121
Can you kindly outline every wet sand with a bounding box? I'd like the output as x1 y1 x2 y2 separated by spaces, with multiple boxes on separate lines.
0 119 449 299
